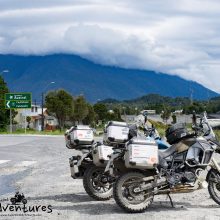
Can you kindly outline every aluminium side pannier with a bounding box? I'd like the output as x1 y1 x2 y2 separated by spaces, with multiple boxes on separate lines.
124 138 158 169
103 121 129 146
93 144 114 167
65 125 94 149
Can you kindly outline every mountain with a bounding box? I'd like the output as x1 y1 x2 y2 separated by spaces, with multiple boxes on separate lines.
0 54 218 103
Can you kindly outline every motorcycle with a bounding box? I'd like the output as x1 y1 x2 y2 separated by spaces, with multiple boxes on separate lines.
67 123 169 201
10 192 27 205
112 112 220 213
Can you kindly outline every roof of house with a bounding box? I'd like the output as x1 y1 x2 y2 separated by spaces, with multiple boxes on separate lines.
208 114 220 119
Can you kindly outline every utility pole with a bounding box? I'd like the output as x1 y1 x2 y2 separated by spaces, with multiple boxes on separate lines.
190 88 194 105
24 109 27 134
207 91 210 104
41 92 44 131
10 109 12 133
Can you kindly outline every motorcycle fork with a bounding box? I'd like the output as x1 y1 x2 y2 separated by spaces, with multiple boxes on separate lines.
104 152 121 175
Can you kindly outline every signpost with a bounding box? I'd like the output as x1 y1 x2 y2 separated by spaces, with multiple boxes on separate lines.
5 93 32 133
5 93 32 109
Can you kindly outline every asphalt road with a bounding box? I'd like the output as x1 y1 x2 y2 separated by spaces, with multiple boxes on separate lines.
0 135 220 220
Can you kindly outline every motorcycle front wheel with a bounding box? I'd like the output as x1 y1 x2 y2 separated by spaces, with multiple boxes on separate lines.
113 172 154 213
207 168 220 205
22 198 27 205
83 165 113 201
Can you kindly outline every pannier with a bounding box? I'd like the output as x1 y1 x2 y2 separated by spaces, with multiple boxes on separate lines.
65 125 94 149
69 156 82 179
165 123 189 145
124 138 158 169
93 144 114 167
103 121 129 145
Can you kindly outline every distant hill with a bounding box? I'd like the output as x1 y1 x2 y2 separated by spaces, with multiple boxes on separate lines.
0 54 218 102
211 96 220 101
100 94 191 106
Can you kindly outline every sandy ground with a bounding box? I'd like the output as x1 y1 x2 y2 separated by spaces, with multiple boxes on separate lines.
0 135 220 220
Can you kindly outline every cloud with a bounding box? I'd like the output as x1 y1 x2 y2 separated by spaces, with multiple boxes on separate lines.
0 0 220 93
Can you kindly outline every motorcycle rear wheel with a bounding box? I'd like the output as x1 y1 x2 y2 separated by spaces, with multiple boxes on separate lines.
113 172 154 213
10 198 16 205
207 169 220 205
83 165 113 201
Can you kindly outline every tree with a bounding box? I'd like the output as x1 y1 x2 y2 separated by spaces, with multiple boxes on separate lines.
45 89 74 130
113 108 122 121
26 116 31 128
83 104 97 127
73 95 89 124
0 76 9 131
161 106 171 124
93 103 108 122
171 114 177 124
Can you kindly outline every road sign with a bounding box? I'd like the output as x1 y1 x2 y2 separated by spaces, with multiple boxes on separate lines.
5 93 31 101
5 93 32 109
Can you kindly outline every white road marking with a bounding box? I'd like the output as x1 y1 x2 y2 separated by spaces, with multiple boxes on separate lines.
0 160 37 175
0 160 10 164
16 161 37 167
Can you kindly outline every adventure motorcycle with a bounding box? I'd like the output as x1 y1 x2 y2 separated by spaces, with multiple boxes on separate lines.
112 112 220 213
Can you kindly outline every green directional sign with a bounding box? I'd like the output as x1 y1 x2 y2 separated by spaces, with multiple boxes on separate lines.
5 93 31 101
5 93 32 109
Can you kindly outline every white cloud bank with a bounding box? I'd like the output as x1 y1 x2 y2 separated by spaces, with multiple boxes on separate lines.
0 0 220 92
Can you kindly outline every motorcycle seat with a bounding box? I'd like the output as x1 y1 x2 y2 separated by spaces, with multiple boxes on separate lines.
159 144 178 159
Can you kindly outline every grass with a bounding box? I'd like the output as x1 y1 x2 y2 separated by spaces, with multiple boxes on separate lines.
0 128 103 136
1 122 219 139
214 130 220 140
0 129 65 135
148 119 168 137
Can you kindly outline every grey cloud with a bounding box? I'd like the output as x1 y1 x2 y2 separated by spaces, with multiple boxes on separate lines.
0 0 220 92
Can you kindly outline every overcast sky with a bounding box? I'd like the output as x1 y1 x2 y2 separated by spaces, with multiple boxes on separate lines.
0 0 220 92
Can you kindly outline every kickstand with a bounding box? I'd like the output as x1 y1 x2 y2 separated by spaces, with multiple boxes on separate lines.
167 193 175 208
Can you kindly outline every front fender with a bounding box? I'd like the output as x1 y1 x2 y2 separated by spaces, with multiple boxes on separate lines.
206 168 220 182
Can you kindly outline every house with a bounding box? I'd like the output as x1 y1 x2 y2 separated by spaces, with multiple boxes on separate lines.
14 104 58 131
121 115 137 123
207 113 220 128
140 110 156 115
173 109 183 114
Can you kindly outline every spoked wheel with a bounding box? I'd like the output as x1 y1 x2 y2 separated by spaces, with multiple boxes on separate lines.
113 172 154 213
83 165 113 201
207 169 220 205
